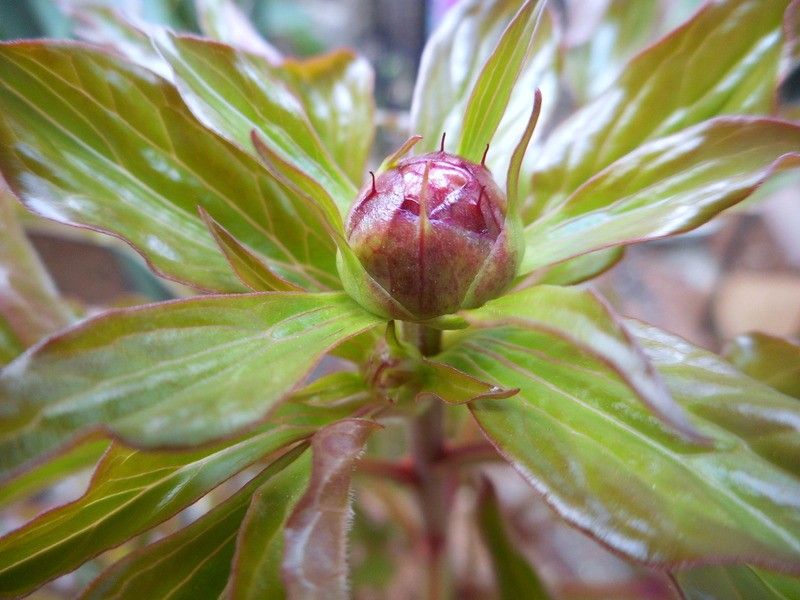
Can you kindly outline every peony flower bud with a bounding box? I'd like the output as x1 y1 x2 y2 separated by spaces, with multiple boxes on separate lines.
339 150 522 320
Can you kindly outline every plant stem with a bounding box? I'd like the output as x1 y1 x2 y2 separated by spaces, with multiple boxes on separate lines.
405 323 449 599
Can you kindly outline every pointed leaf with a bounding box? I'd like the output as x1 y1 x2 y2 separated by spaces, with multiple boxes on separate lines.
675 565 800 600
226 450 312 600
0 292 381 479
521 118 800 274
632 321 800 479
440 325 800 572
195 0 281 62
0 42 337 292
80 444 309 600
464 286 703 440
199 207 303 292
725 332 800 399
417 360 518 405
477 481 551 600
280 51 376 184
516 247 625 288
0 187 74 348
526 0 792 218
456 0 546 162
411 0 559 182
155 34 357 216
282 419 380 599
0 422 310 597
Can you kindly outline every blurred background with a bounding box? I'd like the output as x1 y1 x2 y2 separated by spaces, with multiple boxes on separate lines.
1 1 799 598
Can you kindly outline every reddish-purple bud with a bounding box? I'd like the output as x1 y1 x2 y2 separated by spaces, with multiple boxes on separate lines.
341 151 521 320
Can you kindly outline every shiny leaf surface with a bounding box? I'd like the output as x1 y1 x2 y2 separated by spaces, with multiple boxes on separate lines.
0 424 309 597
282 419 379 599
80 445 309 600
280 52 375 185
477 481 551 599
464 286 702 439
0 187 74 348
156 35 357 216
195 0 281 62
516 247 625 288
521 118 800 274
0 292 381 478
725 332 800 399
0 42 337 292
227 450 312 600
418 360 518 405
441 325 800 572
525 0 791 218
633 321 800 479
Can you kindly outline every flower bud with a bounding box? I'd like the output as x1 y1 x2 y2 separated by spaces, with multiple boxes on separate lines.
339 150 522 320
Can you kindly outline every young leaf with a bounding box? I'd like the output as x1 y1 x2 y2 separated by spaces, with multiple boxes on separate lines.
195 0 282 62
457 0 547 163
154 34 357 216
520 118 800 275
0 292 381 479
464 286 703 441
0 187 74 348
0 42 336 292
440 326 800 573
411 0 559 182
280 51 376 185
199 207 305 292
724 332 800 399
80 444 309 600
525 0 792 218
674 565 800 600
515 247 625 288
477 481 552 600
282 419 380 600
226 450 312 599
417 360 518 405
0 424 310 597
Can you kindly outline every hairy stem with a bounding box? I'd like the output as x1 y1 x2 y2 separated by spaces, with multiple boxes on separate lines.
405 323 448 599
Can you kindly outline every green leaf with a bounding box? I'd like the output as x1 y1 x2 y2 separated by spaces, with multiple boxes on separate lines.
440 325 800 572
525 0 791 219
632 321 800 479
199 207 303 292
456 0 546 163
725 332 800 399
0 42 338 293
0 186 74 348
155 34 357 216
280 52 375 185
80 444 309 600
411 0 559 181
675 565 800 599
564 0 660 104
195 0 281 62
418 360 518 405
0 292 381 478
464 286 702 440
0 437 109 509
477 481 551 600
520 118 800 275
0 422 310 597
60 1 173 79
226 450 311 600
516 247 625 287
283 419 380 600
